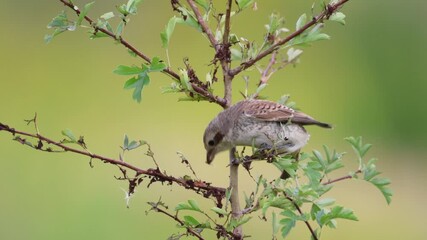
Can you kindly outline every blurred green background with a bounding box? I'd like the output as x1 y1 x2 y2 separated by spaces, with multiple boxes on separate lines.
1 0 426 239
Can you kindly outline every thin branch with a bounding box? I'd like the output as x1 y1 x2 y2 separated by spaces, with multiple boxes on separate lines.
58 0 227 108
285 196 318 240
222 0 233 49
0 122 226 205
150 203 205 240
187 0 218 51
323 169 362 185
259 51 277 86
229 0 350 77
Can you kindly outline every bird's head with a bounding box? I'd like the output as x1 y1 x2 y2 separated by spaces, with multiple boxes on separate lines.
203 117 232 164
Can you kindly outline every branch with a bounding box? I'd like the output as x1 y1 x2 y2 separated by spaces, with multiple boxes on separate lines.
149 202 205 240
285 196 318 240
229 0 350 77
186 0 218 51
323 169 362 185
229 149 242 239
222 0 233 49
58 0 227 108
0 122 226 206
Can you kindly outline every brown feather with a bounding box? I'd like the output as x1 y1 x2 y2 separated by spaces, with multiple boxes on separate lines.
242 100 332 128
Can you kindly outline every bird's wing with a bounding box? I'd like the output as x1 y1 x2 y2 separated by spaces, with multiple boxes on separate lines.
243 100 331 128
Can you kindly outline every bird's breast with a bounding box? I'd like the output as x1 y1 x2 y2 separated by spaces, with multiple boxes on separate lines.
232 119 310 154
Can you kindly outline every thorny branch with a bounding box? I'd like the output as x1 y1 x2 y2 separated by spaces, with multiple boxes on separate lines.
148 201 205 240
286 195 319 240
187 0 218 51
229 0 350 77
58 0 227 108
0 122 225 207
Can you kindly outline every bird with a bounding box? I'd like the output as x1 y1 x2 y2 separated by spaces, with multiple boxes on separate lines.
203 99 331 177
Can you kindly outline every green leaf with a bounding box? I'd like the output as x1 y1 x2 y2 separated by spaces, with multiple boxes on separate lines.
188 199 202 212
113 65 145 75
272 211 279 236
183 215 200 226
45 11 75 43
236 0 254 10
89 31 109 39
316 198 335 207
254 83 268 97
296 13 307 31
194 0 210 11
235 216 252 228
115 21 125 38
123 74 150 103
330 12 346 25
345 136 372 159
160 16 178 48
175 202 192 211
61 129 77 142
211 207 227 215
179 69 193 91
176 7 202 31
100 12 115 20
319 206 358 227
77 2 95 26
150 57 166 72
287 48 303 63
280 218 296 238
127 140 139 150
123 134 129 148
310 204 321 220
272 156 297 178
363 158 393 204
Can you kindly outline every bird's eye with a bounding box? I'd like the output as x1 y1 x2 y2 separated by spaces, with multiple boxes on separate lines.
208 140 215 146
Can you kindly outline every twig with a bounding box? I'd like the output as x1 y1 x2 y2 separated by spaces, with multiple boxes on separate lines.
0 122 226 205
285 196 319 240
229 0 350 77
259 51 277 86
150 203 205 240
58 0 227 108
323 169 362 185
222 0 233 50
187 0 218 51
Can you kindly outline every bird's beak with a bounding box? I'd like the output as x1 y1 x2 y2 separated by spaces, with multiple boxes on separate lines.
206 149 216 164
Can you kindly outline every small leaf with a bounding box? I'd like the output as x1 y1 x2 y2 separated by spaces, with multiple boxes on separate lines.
113 65 144 75
175 202 192 211
100 12 115 20
211 207 227 215
316 198 335 207
234 216 252 228
62 129 77 142
161 16 178 48
77 2 95 26
194 0 210 11
272 211 279 236
330 12 346 25
188 199 202 212
123 134 129 148
280 218 296 238
296 13 307 31
287 48 303 63
183 215 200 226
115 21 125 38
236 0 254 10
123 74 150 103
150 57 166 72
319 206 358 227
